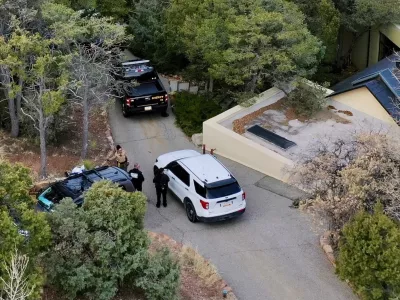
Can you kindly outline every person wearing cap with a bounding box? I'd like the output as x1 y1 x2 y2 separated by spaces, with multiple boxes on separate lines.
128 163 145 192
107 145 129 171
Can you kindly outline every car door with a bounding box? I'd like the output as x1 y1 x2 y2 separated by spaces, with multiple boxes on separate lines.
165 161 179 195
167 162 191 201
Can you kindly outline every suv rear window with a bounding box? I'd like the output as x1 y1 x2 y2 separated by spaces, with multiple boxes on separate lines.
206 181 241 199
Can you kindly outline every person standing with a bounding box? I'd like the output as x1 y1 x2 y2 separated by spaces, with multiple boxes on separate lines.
107 145 129 171
153 168 170 208
128 163 145 192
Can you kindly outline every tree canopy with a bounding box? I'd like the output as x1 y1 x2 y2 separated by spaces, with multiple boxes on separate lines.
167 0 323 94
0 161 51 299
46 181 163 299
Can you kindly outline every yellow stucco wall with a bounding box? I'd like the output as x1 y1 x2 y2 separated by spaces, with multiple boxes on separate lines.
332 87 397 125
352 24 400 69
352 31 369 70
380 24 400 49
203 88 293 182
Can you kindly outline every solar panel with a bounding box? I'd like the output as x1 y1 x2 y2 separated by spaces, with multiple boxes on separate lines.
380 69 400 97
247 125 297 150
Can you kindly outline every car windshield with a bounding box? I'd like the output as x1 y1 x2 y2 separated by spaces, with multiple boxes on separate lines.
206 181 241 199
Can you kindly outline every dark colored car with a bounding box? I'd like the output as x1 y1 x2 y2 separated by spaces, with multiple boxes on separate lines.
114 59 169 117
37 166 135 212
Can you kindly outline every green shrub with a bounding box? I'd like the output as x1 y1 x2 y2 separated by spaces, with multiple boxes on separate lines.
45 181 149 300
286 80 327 118
174 91 221 137
0 162 51 300
83 159 95 170
337 203 400 300
135 248 180 300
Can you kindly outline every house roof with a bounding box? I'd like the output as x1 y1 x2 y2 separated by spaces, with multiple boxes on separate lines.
331 54 400 121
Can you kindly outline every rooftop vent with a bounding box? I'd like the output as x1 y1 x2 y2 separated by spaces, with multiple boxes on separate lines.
247 125 297 150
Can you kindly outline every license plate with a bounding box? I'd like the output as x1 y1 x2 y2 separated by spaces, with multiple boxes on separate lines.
223 202 232 207
144 106 152 111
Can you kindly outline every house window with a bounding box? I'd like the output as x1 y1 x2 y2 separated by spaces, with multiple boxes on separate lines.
379 33 399 61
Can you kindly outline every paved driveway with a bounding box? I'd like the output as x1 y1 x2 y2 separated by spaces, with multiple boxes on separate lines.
108 92 356 300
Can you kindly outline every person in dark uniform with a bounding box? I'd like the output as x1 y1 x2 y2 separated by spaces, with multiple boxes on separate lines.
128 163 145 192
153 168 170 208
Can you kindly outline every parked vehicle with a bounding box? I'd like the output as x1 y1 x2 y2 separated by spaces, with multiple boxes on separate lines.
37 166 134 212
114 59 168 117
154 150 246 222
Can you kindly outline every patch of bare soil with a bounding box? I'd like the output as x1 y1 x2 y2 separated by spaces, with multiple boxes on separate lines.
0 105 111 180
312 109 351 124
233 99 352 135
232 98 285 134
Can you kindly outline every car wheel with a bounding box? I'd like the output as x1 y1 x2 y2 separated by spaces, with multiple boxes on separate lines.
122 103 130 118
185 199 197 223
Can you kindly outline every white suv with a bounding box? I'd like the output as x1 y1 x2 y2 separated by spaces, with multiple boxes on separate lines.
154 150 246 222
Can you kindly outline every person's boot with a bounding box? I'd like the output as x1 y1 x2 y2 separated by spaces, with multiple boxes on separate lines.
163 202 167 207
156 202 161 208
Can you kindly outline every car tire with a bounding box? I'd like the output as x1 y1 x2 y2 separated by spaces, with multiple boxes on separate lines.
185 199 198 223
122 103 130 118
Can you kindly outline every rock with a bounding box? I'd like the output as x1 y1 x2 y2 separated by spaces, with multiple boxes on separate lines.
323 244 333 254
191 133 203 147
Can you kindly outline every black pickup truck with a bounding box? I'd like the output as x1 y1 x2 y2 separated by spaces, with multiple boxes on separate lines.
115 60 169 117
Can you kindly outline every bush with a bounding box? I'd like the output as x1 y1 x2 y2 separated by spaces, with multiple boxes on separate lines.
135 248 180 300
292 133 400 232
286 80 327 118
337 203 400 300
83 159 95 170
174 91 222 136
0 162 51 300
45 181 149 300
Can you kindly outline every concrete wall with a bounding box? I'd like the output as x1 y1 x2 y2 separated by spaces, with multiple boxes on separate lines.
203 85 398 181
331 87 398 126
203 88 293 182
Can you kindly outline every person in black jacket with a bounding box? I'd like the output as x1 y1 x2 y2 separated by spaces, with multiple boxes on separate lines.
128 163 145 192
153 168 170 208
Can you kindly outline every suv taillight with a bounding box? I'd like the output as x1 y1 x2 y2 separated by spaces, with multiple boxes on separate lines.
164 94 168 102
200 199 209 210
126 98 133 105
242 192 246 201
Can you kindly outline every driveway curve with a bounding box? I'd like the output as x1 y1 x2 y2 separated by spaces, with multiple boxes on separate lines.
108 88 356 300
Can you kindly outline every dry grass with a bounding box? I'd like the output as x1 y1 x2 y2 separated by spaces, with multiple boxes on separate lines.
148 232 237 300
180 245 222 286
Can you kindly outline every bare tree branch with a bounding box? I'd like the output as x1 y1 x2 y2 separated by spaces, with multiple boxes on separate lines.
0 249 33 300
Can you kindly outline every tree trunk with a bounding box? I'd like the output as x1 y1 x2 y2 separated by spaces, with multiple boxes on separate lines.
81 92 89 159
39 114 47 179
247 71 260 93
208 76 214 93
0 66 19 137
7 95 19 138
16 77 23 117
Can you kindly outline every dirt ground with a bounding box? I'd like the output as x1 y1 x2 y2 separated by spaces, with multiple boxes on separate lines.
232 98 351 135
0 105 111 180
